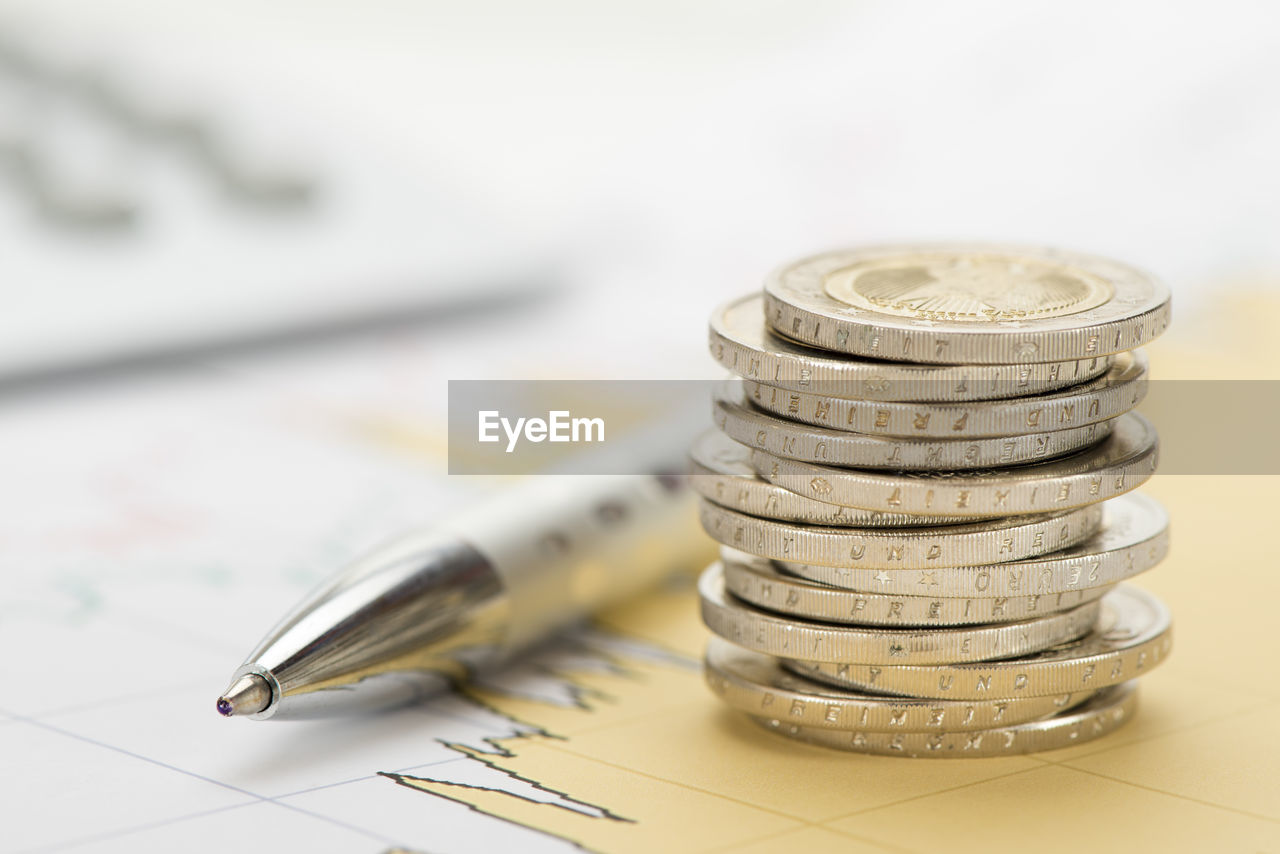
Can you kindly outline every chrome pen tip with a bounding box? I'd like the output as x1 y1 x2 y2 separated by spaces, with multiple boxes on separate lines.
216 673 272 718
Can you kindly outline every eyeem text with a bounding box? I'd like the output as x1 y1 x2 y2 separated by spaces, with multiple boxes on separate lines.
477 410 606 453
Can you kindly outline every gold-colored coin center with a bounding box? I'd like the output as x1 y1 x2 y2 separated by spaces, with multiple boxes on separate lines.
823 252 1114 322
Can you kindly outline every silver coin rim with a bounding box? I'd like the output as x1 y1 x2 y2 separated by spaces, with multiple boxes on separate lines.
715 379 1115 470
710 293 1114 400
741 350 1147 438
690 430 978 527
699 563 1101 665
748 681 1137 756
769 492 1169 595
704 637 1095 731
698 499 1102 569
784 585 1172 698
721 549 1113 626
749 412 1158 517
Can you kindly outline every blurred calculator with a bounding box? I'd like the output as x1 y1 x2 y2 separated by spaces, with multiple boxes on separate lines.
0 18 550 379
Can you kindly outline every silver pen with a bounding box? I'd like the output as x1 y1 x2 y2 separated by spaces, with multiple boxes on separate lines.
216 473 709 720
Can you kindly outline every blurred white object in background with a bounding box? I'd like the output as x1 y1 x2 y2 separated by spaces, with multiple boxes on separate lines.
0 12 551 380
3 0 1280 384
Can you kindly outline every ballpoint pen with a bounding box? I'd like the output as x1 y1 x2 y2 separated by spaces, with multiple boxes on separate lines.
216 472 710 720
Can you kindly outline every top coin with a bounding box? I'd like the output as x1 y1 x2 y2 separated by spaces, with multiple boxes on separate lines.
763 244 1171 364
711 294 1111 401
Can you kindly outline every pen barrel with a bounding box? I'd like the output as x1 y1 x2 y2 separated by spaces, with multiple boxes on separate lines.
450 473 710 651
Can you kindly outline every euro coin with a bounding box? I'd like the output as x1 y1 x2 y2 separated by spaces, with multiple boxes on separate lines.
698 500 1102 569
689 430 966 526
710 294 1111 400
750 412 1158 517
742 350 1146 438
704 638 1092 731
699 563 1100 666
772 493 1169 596
786 585 1171 699
762 244 1171 364
714 379 1112 470
750 682 1137 757
720 549 1111 626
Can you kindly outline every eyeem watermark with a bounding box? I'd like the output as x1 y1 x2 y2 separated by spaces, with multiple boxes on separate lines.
478 410 606 453
451 378 1280 474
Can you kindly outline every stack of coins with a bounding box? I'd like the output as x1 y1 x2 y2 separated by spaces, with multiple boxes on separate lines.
692 244 1173 757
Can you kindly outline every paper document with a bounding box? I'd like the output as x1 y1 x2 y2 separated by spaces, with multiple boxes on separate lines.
2 303 1279 854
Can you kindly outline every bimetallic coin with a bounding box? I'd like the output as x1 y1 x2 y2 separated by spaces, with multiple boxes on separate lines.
774 493 1169 596
699 563 1100 665
704 638 1092 732
710 294 1111 401
750 682 1137 757
763 244 1171 364
698 500 1102 569
743 350 1147 438
751 412 1158 517
786 585 1171 699
720 549 1111 626
689 431 966 527
714 380 1112 470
